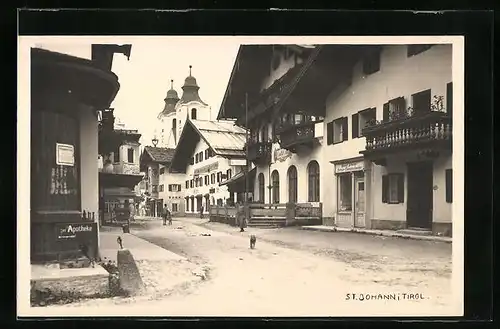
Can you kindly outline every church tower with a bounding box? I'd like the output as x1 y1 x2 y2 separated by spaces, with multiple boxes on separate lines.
157 79 180 147
175 65 211 139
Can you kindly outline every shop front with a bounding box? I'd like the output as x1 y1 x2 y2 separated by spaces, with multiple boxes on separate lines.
333 158 366 229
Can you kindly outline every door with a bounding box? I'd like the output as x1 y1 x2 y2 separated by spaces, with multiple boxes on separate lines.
354 177 366 228
406 161 433 229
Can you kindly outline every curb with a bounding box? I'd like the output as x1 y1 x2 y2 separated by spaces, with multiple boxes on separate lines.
300 226 452 243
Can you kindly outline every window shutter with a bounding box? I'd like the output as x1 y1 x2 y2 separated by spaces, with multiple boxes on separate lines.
382 175 388 203
445 169 452 203
446 82 453 117
397 173 405 203
383 103 389 121
326 121 333 145
352 113 359 139
341 117 348 141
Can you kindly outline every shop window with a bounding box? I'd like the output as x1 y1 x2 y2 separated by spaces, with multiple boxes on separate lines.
338 174 352 211
412 89 431 115
407 44 433 57
332 117 348 144
445 169 452 203
127 148 134 163
382 173 405 204
307 160 320 202
258 173 265 203
172 203 178 212
352 107 377 138
363 48 381 75
271 170 280 204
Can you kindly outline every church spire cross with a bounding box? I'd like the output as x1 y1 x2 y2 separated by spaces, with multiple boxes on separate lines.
189 65 192 76
170 79 174 89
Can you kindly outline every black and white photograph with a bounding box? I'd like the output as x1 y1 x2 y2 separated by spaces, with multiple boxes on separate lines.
17 35 464 317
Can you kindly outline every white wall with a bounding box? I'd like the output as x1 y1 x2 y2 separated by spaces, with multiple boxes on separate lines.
176 101 211 140
79 106 99 219
322 44 453 218
260 48 304 91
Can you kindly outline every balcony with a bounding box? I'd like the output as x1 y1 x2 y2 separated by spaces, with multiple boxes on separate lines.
360 110 452 160
246 141 272 165
277 121 318 152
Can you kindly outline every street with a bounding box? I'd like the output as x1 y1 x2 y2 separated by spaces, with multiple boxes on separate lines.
39 216 456 316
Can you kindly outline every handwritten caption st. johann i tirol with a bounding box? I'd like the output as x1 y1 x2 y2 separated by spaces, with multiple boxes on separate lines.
345 292 428 301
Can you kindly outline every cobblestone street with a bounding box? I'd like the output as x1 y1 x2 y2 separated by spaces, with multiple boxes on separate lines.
39 217 457 316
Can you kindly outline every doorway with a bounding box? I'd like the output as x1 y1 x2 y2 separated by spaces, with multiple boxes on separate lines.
406 161 433 229
353 176 366 228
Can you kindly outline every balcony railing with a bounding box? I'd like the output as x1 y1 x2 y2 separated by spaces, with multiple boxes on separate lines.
361 110 452 156
278 121 316 151
246 141 272 164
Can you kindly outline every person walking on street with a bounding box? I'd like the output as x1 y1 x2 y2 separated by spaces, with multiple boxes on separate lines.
162 204 170 226
200 205 204 219
237 202 247 232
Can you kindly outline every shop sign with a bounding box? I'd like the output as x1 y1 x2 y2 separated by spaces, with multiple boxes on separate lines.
335 160 364 174
56 143 75 166
194 162 219 175
273 148 292 163
56 223 95 240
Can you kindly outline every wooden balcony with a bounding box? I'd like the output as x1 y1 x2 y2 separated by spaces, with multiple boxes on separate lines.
277 121 318 152
246 141 272 165
360 111 452 160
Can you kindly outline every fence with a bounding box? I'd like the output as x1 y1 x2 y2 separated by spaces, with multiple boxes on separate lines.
209 202 322 227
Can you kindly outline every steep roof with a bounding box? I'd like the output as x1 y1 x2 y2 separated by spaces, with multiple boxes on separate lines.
169 119 247 173
142 146 176 164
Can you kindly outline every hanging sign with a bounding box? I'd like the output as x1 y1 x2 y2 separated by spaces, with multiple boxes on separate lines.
56 143 75 166
335 160 365 174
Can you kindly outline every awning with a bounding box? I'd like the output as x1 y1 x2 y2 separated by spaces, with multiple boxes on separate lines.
99 172 144 189
219 167 256 191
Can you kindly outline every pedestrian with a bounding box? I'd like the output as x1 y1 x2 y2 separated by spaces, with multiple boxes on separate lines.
200 205 204 219
237 202 247 232
128 200 135 222
162 204 170 226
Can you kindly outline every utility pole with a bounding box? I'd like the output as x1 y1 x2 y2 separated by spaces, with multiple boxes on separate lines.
245 93 249 205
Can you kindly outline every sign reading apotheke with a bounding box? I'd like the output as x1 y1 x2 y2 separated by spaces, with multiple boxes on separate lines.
335 160 364 174
56 223 95 240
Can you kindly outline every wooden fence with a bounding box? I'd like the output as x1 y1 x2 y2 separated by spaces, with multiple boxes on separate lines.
209 202 322 227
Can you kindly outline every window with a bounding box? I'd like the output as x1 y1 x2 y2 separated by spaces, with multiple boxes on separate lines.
363 48 381 75
337 174 352 211
412 89 431 115
199 177 203 187
271 170 280 204
172 118 177 130
152 185 158 193
446 82 453 117
171 203 178 212
169 184 181 192
190 157 194 165
204 175 209 185
352 108 377 138
160 167 166 175
382 174 405 204
127 149 134 163
152 169 158 177
185 180 189 189
211 173 215 184
287 166 298 203
445 169 452 203
199 152 204 162
226 169 232 179
260 124 268 143
407 44 433 57
195 154 199 163
195 179 199 187
383 97 407 122
190 180 194 188
332 117 348 144
217 172 222 183
191 108 197 120
113 149 120 163
258 173 265 203
307 161 320 202
326 121 334 145
204 149 209 159
159 184 164 192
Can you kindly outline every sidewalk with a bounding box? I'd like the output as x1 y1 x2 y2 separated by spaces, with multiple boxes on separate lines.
99 230 186 262
300 225 452 243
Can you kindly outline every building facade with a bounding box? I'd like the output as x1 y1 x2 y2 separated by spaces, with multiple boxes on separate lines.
169 119 247 215
218 43 453 236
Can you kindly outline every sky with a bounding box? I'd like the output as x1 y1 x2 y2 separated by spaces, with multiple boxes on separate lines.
109 38 240 146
